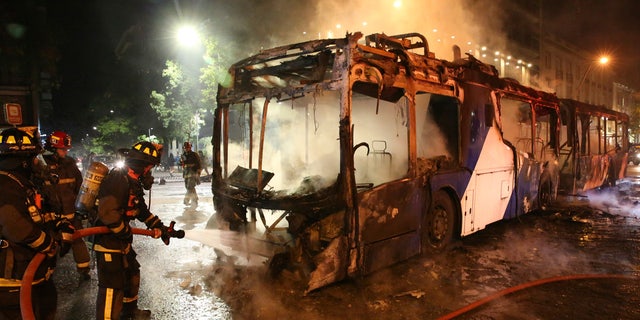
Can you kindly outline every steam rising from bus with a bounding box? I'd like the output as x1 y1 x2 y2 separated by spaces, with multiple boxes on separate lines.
224 91 451 193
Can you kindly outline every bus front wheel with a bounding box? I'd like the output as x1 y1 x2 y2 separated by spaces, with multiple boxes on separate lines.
424 190 456 252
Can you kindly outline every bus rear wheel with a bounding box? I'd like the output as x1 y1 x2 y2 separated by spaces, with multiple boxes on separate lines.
424 190 456 252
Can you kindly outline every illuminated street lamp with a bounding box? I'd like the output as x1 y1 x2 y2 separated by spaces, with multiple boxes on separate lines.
576 55 610 100
176 25 201 47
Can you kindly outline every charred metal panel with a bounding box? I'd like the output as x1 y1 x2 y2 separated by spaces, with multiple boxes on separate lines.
556 99 629 194
357 179 423 243
580 155 613 191
306 236 348 293
362 232 420 274
512 153 542 216
227 166 274 192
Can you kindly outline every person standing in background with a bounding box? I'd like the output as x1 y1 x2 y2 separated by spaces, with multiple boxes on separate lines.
179 142 201 207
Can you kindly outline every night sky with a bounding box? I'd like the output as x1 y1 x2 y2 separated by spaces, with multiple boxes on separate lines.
47 0 640 91
542 0 640 88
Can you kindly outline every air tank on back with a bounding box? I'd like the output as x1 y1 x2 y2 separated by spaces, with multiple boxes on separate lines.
75 161 109 216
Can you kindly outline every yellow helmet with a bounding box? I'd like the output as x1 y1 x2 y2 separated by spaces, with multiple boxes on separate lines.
0 127 42 156
121 141 162 165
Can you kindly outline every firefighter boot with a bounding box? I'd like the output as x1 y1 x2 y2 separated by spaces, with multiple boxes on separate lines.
191 194 198 208
120 302 151 320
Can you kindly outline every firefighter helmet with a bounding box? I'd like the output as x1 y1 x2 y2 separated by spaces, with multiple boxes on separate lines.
0 127 42 156
121 141 162 166
45 130 72 151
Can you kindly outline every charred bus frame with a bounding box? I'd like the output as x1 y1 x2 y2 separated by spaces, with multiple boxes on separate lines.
558 99 629 194
211 32 626 292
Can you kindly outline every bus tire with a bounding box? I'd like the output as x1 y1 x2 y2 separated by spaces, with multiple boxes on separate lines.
424 190 456 252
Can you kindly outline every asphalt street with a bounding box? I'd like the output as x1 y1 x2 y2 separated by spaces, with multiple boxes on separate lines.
49 166 640 319
55 174 234 320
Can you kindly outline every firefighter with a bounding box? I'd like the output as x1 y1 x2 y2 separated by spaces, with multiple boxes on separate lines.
42 130 91 280
94 141 171 320
0 127 74 320
179 141 201 207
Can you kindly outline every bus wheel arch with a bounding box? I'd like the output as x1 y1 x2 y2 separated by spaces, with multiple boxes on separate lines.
422 188 460 253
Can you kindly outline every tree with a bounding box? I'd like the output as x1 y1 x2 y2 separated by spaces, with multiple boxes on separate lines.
150 60 202 143
150 36 232 146
81 115 137 155
199 38 233 107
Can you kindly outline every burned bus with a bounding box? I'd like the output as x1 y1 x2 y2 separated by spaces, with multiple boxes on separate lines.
558 99 629 194
211 32 619 292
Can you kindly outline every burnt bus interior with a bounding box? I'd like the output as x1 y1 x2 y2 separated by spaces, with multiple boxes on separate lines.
558 99 629 193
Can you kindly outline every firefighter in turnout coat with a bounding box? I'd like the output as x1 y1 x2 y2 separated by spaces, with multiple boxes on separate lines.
0 127 74 320
42 131 91 280
94 141 171 320
179 141 201 207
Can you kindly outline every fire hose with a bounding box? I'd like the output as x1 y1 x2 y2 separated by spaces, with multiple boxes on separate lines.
436 273 636 320
20 223 184 320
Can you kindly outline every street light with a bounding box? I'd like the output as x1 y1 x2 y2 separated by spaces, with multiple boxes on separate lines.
176 25 201 47
576 55 609 101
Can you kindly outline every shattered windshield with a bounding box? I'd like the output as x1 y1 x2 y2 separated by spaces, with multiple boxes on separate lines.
225 91 340 194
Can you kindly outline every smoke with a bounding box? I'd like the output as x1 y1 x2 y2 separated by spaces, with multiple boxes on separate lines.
197 0 509 64
307 0 506 59
224 89 459 192
584 180 640 218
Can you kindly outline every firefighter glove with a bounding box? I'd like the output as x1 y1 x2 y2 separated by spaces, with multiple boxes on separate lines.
141 171 154 190
56 219 75 257
160 226 172 245
37 234 57 258
152 227 164 239
45 241 58 258
159 221 185 245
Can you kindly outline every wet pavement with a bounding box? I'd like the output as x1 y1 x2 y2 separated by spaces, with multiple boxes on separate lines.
55 175 233 320
51 168 640 319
